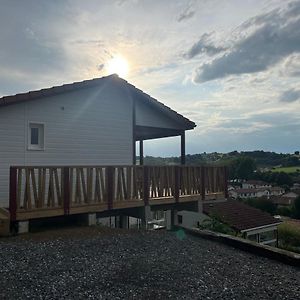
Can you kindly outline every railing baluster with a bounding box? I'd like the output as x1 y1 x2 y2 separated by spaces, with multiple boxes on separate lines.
63 167 70 215
143 166 149 205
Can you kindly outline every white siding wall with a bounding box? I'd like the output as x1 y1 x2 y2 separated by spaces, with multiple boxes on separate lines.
0 83 133 207
135 100 183 129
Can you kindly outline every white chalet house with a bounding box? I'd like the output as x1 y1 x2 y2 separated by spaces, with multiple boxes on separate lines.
0 75 195 208
242 180 272 189
230 186 284 199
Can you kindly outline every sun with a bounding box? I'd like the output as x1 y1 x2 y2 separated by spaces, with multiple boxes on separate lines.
106 55 129 78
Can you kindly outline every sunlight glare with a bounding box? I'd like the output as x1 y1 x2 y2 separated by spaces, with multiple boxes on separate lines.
106 55 129 78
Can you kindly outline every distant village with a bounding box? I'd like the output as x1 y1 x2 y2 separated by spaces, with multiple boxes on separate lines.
229 180 300 207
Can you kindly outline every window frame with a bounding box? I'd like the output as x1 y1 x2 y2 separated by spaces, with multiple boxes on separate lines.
28 122 45 151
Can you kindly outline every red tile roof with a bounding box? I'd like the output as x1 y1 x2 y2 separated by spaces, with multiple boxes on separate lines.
203 200 281 232
0 74 196 130
269 196 294 206
244 180 269 185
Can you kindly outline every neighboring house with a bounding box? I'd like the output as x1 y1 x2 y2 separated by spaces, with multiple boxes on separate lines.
0 75 195 208
230 186 284 199
291 188 300 196
291 183 300 191
230 188 270 199
242 180 272 189
269 186 285 196
203 200 281 246
269 195 295 207
282 192 299 199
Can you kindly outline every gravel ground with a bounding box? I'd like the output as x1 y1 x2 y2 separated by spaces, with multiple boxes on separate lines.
0 227 300 300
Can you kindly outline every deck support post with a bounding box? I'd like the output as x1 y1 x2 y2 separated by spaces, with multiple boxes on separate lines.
119 215 129 229
139 140 144 165
9 167 17 222
166 210 178 230
180 132 185 165
141 205 152 229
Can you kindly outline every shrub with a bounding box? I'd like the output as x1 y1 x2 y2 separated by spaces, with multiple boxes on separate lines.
278 222 300 253
199 217 235 235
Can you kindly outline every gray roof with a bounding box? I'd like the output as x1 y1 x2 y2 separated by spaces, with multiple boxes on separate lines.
0 74 196 130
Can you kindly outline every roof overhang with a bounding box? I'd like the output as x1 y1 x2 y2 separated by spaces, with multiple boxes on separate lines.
240 222 282 233
135 125 185 140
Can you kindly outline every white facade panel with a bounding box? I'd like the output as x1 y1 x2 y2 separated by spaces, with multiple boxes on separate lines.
135 100 183 129
0 83 133 207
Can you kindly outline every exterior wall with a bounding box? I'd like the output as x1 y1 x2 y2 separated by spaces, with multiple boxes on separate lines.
177 211 209 229
0 83 133 207
135 100 183 129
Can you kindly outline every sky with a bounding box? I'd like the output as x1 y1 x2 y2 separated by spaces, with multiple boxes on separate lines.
0 0 300 156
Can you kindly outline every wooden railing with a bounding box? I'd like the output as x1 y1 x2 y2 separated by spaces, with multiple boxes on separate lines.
9 165 228 221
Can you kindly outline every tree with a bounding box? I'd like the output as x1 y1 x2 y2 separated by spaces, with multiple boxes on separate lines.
229 156 256 180
245 197 276 215
292 196 300 219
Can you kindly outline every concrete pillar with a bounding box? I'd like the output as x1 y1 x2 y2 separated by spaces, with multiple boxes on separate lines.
198 199 203 213
166 210 172 230
119 215 129 229
172 210 178 227
18 221 29 234
166 210 178 230
86 213 96 226
141 205 152 229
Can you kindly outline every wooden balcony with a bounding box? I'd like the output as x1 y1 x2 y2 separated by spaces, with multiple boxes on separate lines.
9 165 228 221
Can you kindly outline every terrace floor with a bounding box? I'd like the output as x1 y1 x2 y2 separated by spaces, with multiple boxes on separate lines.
0 227 299 299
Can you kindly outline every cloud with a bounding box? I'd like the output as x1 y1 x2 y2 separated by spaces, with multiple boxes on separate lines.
70 39 104 46
185 32 227 59
177 7 196 22
280 88 300 102
192 1 300 83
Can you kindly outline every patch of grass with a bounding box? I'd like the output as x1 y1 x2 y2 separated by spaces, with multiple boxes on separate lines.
271 166 300 173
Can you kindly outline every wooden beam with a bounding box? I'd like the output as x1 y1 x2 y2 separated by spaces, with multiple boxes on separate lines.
139 140 144 165
181 131 185 165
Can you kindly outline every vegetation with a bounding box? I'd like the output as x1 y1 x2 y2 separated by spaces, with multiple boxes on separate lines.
144 150 299 167
198 216 235 235
293 196 300 219
144 150 299 189
278 222 300 254
238 197 277 215
271 166 300 174
252 171 293 187
228 156 256 180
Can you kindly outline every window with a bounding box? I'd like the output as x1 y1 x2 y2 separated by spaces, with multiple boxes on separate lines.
28 123 44 150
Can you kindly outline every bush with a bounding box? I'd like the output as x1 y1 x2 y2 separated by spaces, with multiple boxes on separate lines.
278 222 300 253
199 217 235 235
276 206 292 217
241 197 276 215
